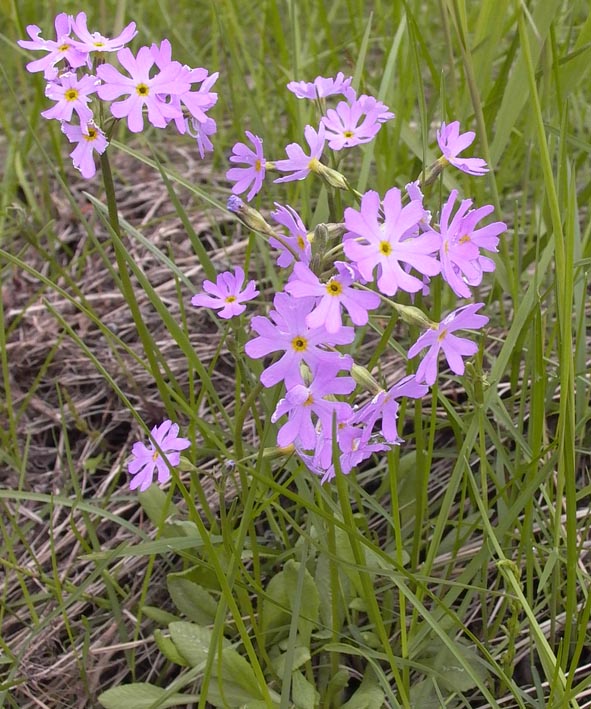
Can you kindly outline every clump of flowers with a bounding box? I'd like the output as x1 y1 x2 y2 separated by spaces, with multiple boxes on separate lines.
193 74 505 485
18 12 218 178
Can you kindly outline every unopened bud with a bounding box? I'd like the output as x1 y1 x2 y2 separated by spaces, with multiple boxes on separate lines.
227 196 275 236
392 303 437 330
351 363 382 395
262 443 295 459
310 161 350 191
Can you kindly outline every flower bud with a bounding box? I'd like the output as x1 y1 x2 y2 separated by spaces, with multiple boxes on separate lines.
392 303 437 330
351 363 382 395
227 196 275 236
310 161 350 191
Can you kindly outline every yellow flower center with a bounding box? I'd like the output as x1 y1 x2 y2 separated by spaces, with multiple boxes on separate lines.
93 41 105 48
459 234 471 244
152 450 160 461
443 239 450 254
65 89 79 102
255 159 263 172
325 279 343 297
59 43 70 52
343 130 354 138
136 83 149 96
225 295 237 303
297 236 305 251
83 127 98 142
304 393 314 406
379 241 392 256
308 157 321 173
291 336 308 352
437 328 448 342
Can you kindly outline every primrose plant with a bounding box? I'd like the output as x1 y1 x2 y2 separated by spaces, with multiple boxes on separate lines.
190 77 506 486
19 15 506 491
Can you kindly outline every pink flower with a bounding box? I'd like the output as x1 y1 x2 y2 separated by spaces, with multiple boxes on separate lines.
353 375 428 443
150 40 218 136
269 204 311 267
245 292 354 389
437 190 505 298
96 46 190 132
287 72 352 100
128 420 190 492
321 99 382 150
18 13 87 79
437 121 488 176
188 116 217 158
285 261 380 333
274 124 326 183
61 121 108 179
191 267 258 319
271 369 354 449
226 132 266 201
41 72 99 125
407 303 489 385
353 94 395 123
71 12 137 54
343 188 441 296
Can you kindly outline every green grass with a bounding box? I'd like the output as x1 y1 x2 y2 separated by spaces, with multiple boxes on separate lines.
1 0 591 707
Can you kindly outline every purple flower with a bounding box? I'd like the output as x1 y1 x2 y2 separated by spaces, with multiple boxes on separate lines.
407 303 489 385
188 116 217 158
191 267 259 319
437 190 505 298
272 369 354 449
245 292 354 389
353 94 395 123
285 261 380 333
128 420 190 492
343 188 441 296
70 12 137 54
96 46 190 133
150 40 218 136
269 203 311 267
226 132 266 201
437 121 488 176
41 72 98 125
321 99 382 150
18 13 88 79
354 375 428 443
61 121 108 179
274 124 326 183
287 72 352 100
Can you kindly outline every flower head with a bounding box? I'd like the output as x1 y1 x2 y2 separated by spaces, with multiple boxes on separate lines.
437 190 505 298
408 303 489 385
226 131 266 201
61 121 108 179
274 124 326 183
41 72 99 125
269 203 311 267
128 420 190 492
70 12 137 53
285 261 380 333
321 99 383 151
287 72 352 100
245 292 353 389
437 121 488 176
191 267 259 319
18 13 88 79
96 46 190 132
343 187 441 296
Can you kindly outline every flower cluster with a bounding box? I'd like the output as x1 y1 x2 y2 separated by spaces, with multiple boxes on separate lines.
188 74 506 484
18 12 218 178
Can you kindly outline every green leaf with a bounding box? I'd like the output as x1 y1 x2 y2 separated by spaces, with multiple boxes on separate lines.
98 683 198 709
167 571 218 624
168 621 226 667
270 646 310 676
340 668 385 709
208 648 264 703
421 641 489 693
409 679 442 709
137 484 178 527
154 629 188 667
262 560 319 645
291 670 319 708
141 605 180 626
